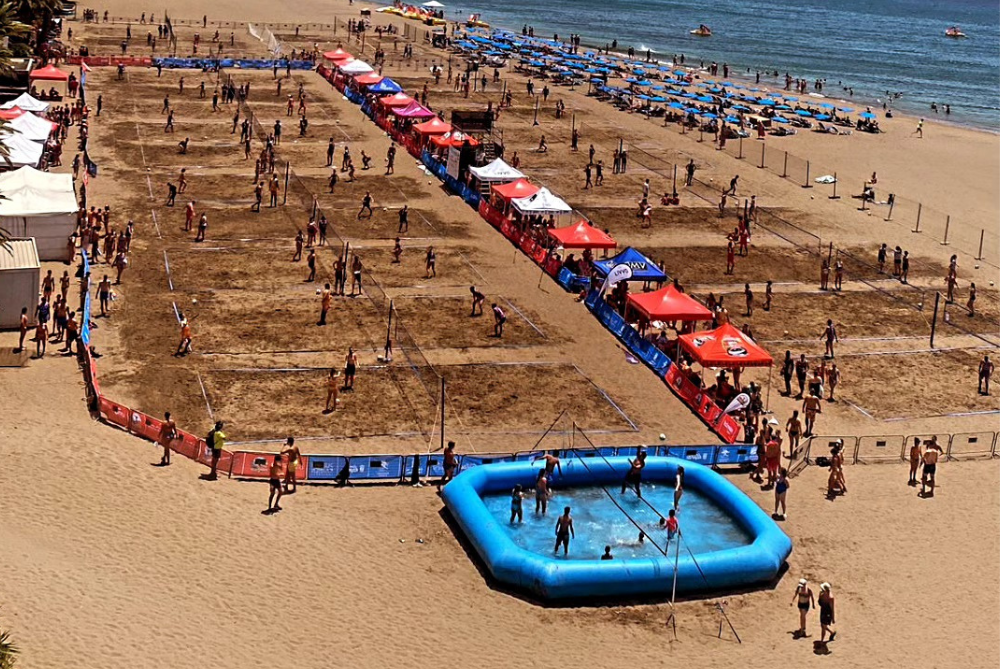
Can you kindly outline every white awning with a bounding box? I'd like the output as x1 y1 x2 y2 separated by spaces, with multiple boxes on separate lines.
339 59 375 75
1 93 50 113
9 112 55 142
468 158 525 182
0 165 77 215
511 187 572 215
1 132 45 168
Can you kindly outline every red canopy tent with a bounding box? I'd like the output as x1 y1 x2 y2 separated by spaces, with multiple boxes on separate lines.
353 72 384 86
323 48 353 62
429 132 479 148
627 285 712 322
29 65 69 81
0 107 24 120
678 322 773 368
547 219 616 250
492 178 539 202
412 117 452 135
379 92 414 108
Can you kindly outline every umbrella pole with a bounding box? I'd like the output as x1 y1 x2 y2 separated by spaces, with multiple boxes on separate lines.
765 365 772 411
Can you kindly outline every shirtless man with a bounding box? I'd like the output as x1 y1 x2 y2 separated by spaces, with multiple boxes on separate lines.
17 307 29 353
469 286 485 316
554 506 575 555
921 437 942 497
827 363 841 401
785 410 803 458
98 275 112 316
908 437 922 486
267 453 284 512
438 441 457 490
281 436 301 493
979 355 994 395
820 258 830 291
533 450 563 482
821 319 838 358
318 283 332 326
157 411 177 466
802 393 822 437
534 469 550 514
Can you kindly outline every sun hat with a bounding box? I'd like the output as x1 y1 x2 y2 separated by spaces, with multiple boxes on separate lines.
820 582 831 592
799 578 807 586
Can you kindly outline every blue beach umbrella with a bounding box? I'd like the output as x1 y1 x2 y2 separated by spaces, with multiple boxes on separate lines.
795 109 813 117
860 111 876 119
759 98 776 106
784 95 798 101
725 115 740 123
775 104 792 110
819 102 835 109
815 114 831 120
668 101 685 109
696 95 713 102
839 107 854 113
772 116 790 124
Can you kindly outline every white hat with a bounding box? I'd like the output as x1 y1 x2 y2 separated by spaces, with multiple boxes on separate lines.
820 582 831 592
768 418 780 426
799 578 807 586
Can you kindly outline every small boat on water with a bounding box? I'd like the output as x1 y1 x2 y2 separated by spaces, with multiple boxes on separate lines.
690 24 712 37
945 26 967 38
466 13 489 29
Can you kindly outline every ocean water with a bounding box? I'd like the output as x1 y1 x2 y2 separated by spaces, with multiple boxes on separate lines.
447 0 1000 130
483 483 752 560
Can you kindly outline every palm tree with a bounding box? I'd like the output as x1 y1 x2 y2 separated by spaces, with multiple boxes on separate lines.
14 0 60 56
0 1 30 60
0 625 18 668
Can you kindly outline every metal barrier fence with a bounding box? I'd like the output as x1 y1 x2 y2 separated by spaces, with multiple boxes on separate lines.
805 431 998 466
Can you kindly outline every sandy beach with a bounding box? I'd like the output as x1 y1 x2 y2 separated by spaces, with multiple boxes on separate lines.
1 0 998 667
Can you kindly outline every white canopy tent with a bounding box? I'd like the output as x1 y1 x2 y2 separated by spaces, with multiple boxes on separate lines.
511 187 572 215
469 158 525 183
0 166 77 260
2 131 45 168
9 112 55 142
0 238 41 328
422 1 445 7
339 59 375 75
1 93 50 113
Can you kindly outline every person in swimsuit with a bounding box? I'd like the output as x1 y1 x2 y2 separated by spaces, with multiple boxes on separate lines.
619 451 648 498
786 410 802 458
795 354 809 399
921 437 942 497
267 453 284 512
469 286 485 316
157 412 177 466
818 582 836 642
491 303 506 337
661 508 679 542
533 450 563 483
553 506 575 555
425 246 436 278
774 468 789 519
802 394 822 437
350 255 363 296
324 369 340 413
673 465 685 509
534 469 549 515
344 348 357 391
438 441 457 491
908 437 922 486
791 578 815 636
281 436 301 493
827 442 847 497
979 355 993 395
509 484 524 523
821 319 838 358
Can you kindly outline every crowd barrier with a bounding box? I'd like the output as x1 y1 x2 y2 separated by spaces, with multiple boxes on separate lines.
151 57 315 70
223 443 758 484
804 432 998 466
67 55 154 67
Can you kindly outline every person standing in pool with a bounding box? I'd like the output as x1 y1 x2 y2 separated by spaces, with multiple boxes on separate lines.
621 450 647 497
673 466 685 510
509 484 524 523
535 469 550 515
791 578 815 637
660 508 678 543
554 506 575 555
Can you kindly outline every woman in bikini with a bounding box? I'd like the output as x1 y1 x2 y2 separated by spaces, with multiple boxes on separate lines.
791 578 815 636
324 368 340 412
818 582 836 643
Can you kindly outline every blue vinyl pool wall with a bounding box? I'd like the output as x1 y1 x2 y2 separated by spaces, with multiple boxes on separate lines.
442 457 792 601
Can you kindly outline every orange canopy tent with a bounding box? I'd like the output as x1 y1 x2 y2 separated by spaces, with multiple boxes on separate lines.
429 132 479 148
678 322 773 368
547 219 616 250
354 72 384 86
29 65 69 81
379 92 414 107
412 117 452 135
491 178 539 202
627 285 712 322
323 48 353 62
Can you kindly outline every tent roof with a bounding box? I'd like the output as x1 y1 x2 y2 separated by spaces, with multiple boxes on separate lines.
412 117 452 135
593 247 668 281
379 91 413 107
1 93 49 112
9 112 57 141
678 322 773 368
491 178 539 201
390 101 435 118
429 131 479 148
511 187 572 214
0 166 77 215
353 72 384 85
0 107 24 120
29 64 70 81
0 238 40 271
339 59 374 74
469 158 524 182
0 132 44 167
627 285 712 322
547 219 617 249
368 77 402 94
323 48 354 61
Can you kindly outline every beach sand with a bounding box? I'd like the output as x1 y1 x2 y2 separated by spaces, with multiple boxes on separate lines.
1 0 999 666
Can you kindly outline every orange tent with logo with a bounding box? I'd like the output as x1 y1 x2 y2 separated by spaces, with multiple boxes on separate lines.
678 322 772 368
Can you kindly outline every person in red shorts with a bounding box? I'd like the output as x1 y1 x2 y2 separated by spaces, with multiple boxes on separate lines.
765 432 782 487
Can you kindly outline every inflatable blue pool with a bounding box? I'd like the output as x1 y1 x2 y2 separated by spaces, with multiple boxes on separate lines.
442 456 792 601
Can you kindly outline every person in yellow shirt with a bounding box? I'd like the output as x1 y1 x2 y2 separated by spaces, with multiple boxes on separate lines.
208 421 225 480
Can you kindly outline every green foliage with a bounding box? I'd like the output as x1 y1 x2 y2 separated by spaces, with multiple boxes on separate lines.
0 626 18 669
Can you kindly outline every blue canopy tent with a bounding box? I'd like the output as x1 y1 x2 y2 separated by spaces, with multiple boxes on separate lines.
594 247 668 282
369 78 403 94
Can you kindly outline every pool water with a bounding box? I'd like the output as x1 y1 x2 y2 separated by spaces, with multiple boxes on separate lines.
483 483 753 560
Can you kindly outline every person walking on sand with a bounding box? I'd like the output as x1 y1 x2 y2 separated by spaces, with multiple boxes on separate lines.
281 437 301 493
174 318 193 356
821 319 838 358
344 347 358 391
157 411 177 466
397 205 408 234
921 437 942 497
978 355 993 395
306 249 316 282
818 583 837 643
318 283 332 325
791 578 815 637
324 369 341 413
786 410 802 456
554 506 575 555
908 437 922 486
967 282 977 317
774 467 789 519
803 393 822 437
913 118 923 138
425 246 436 278
357 191 374 219
827 363 840 401
438 441 457 490
267 453 284 512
